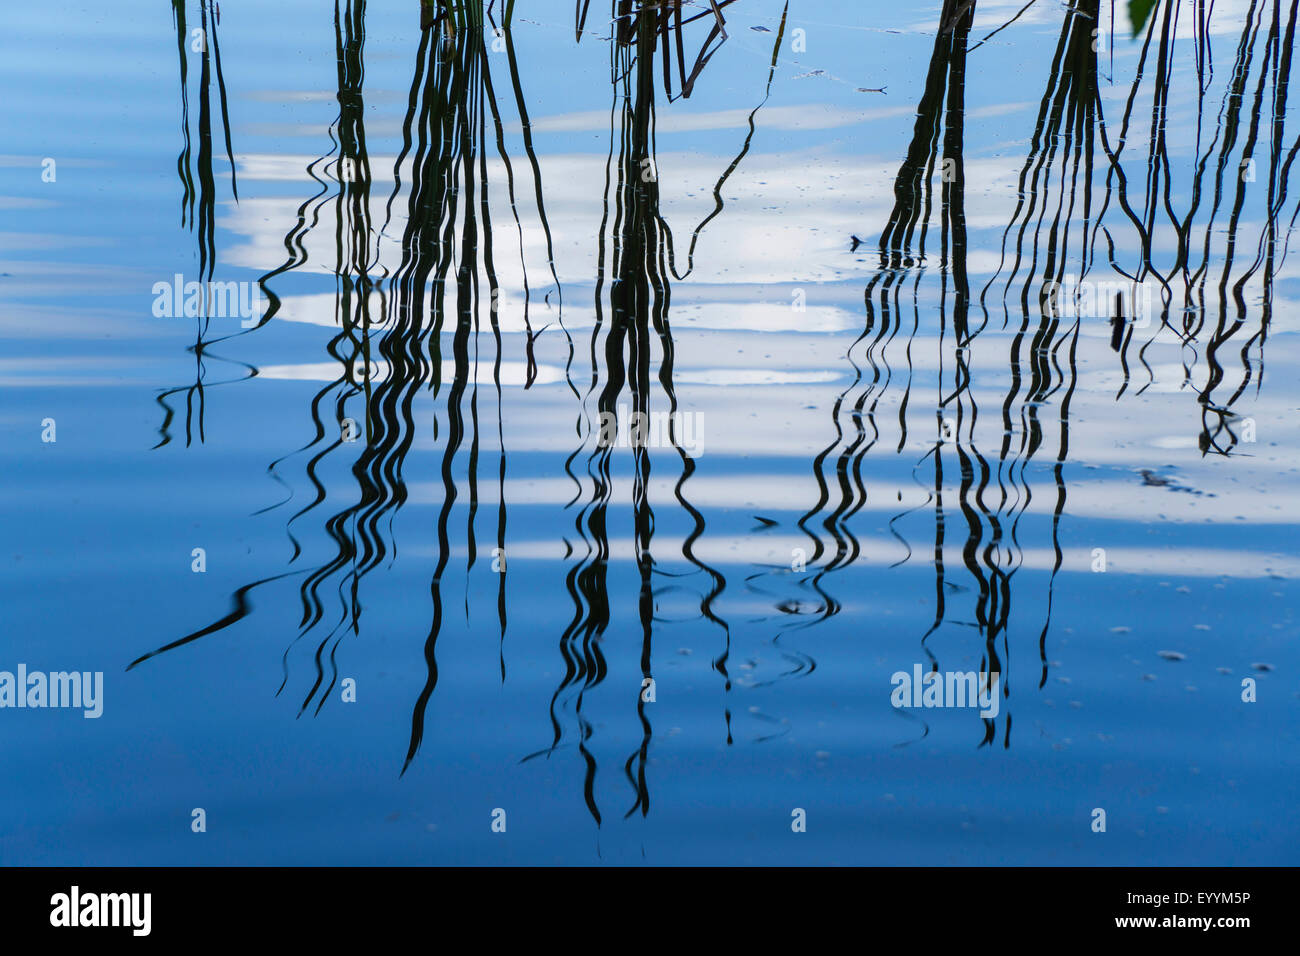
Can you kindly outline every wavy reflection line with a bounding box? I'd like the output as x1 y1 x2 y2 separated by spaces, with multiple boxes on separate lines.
135 8 552 769
155 0 244 450
530 1 744 825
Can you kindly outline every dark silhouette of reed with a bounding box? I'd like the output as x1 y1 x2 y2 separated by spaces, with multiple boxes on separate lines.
131 3 568 769
522 0 784 827
134 0 1298 780
154 0 242 448
790 0 1296 751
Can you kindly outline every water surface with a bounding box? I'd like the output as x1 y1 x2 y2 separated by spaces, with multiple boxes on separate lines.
1 0 1297 865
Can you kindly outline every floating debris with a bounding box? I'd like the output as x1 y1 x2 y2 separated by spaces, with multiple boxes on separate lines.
777 599 821 615
1251 662 1275 672
1157 650 1187 661
1139 469 1215 496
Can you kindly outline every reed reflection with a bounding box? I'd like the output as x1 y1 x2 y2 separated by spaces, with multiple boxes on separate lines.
132 0 1300 788
790 0 1089 747
132 3 563 766
154 0 242 448
791 0 1295 749
523 1 782 826
1096 0 1297 455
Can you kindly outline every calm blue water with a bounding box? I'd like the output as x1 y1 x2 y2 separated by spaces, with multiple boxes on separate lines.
0 0 1297 865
